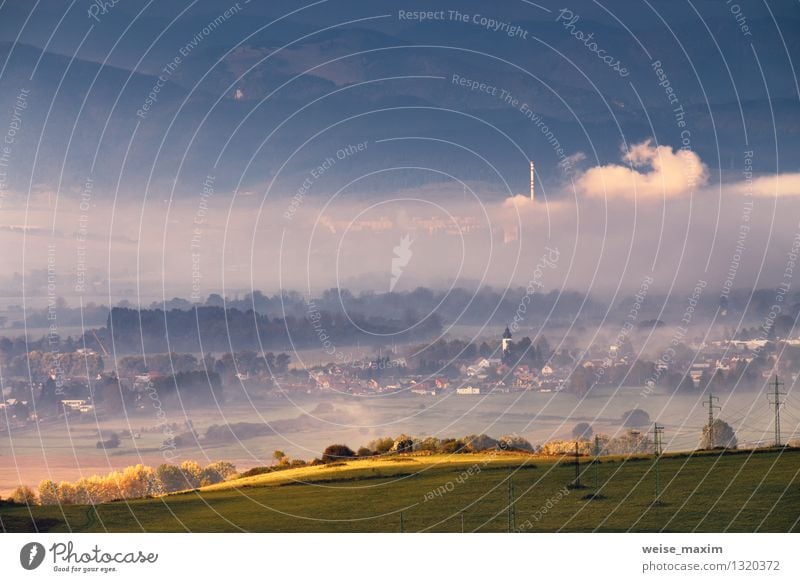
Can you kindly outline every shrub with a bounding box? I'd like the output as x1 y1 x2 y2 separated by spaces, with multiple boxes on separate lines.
356 447 374 457
239 466 273 478
322 444 356 463
96 432 121 449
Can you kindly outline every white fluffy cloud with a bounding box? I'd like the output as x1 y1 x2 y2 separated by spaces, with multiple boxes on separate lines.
576 139 709 200
730 172 800 197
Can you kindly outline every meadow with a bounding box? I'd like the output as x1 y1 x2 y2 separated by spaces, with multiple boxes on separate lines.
2 448 798 533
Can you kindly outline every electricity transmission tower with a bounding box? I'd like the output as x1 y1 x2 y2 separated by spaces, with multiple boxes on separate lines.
652 424 664 504
703 393 720 427
507 478 516 532
593 435 601 490
767 375 785 447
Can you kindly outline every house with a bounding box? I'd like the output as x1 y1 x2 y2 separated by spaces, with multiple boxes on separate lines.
456 386 481 395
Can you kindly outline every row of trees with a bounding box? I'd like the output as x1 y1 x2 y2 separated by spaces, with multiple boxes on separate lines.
84 306 442 354
9 460 237 506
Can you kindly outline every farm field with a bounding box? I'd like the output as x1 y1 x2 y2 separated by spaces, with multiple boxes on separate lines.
2 449 799 533
3 387 790 497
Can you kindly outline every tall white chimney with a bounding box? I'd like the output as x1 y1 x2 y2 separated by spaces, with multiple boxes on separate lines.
529 160 535 202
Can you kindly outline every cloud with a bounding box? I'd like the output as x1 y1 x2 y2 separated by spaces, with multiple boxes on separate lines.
576 139 708 199
730 172 800 197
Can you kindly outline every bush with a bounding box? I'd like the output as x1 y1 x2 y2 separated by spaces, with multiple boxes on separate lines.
239 466 273 478
321 444 356 463
439 438 468 454
356 447 374 457
96 432 121 449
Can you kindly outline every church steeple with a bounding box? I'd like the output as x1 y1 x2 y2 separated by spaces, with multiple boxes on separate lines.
501 326 512 356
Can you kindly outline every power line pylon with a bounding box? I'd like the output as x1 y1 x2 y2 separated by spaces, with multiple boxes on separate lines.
703 393 720 428
653 424 664 505
767 375 785 447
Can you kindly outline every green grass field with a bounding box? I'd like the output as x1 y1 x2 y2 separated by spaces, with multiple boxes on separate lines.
2 449 799 533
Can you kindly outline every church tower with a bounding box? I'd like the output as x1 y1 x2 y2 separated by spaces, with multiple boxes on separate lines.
501 326 513 357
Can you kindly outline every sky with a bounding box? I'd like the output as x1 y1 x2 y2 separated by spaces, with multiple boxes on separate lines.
0 0 799 303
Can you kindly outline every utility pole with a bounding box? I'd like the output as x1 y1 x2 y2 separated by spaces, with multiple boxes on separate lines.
461 512 465 533
573 440 581 488
400 511 404 533
768 375 785 447
594 434 601 490
507 478 516 532
653 424 664 504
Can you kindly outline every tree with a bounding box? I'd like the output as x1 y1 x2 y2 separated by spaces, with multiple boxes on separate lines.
321 444 355 463
56 481 77 504
497 435 533 452
37 480 59 505
179 460 202 489
205 461 237 479
368 437 395 454
392 434 414 453
11 485 37 505
156 464 187 493
572 422 593 440
272 450 287 465
700 419 738 450
622 408 651 428
275 353 291 373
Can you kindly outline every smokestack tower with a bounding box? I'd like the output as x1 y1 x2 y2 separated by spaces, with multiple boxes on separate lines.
529 160 535 202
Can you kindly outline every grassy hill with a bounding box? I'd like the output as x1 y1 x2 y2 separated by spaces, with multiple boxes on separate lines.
2 448 799 532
